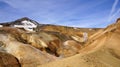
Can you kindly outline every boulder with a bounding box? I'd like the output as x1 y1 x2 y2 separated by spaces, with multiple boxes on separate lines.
0 51 20 67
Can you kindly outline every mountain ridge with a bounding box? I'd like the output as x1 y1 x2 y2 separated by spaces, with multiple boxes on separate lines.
0 17 120 67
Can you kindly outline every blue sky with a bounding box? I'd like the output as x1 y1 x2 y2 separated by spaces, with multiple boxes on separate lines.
0 0 120 28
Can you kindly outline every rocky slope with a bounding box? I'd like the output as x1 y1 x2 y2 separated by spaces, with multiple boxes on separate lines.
36 24 101 37
40 18 120 67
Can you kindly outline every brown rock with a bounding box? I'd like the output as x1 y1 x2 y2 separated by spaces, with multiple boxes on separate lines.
0 51 20 67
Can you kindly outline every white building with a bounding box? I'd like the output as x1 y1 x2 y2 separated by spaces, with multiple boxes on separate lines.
14 20 37 31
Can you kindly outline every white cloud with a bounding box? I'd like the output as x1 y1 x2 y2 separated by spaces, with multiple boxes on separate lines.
108 0 120 22
0 0 118 28
109 8 120 21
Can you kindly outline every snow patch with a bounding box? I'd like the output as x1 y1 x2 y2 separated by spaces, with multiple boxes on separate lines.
14 20 37 31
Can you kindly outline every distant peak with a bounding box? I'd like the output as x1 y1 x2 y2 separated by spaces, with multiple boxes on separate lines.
16 17 32 21
14 17 37 23
11 17 40 25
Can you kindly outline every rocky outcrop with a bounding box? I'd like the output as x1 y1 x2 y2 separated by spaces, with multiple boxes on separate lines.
0 32 57 67
0 51 20 67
